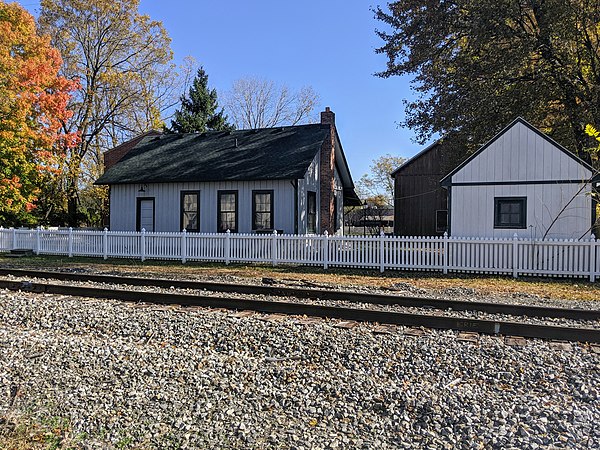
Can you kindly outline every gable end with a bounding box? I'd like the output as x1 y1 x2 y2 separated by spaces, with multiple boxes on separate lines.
441 117 595 187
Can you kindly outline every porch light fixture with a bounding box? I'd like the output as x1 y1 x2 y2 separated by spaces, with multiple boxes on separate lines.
138 184 147 193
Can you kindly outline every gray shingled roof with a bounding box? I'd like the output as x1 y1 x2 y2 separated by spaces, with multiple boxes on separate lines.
95 124 331 185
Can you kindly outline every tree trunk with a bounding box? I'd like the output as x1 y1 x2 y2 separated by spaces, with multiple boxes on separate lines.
66 152 83 227
66 175 79 227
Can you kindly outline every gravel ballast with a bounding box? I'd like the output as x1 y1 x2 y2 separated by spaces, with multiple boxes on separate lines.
1 289 599 449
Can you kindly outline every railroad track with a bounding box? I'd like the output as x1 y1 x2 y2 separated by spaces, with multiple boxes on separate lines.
1 267 598 320
0 268 599 343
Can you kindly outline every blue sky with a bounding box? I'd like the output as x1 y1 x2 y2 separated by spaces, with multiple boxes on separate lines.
18 0 425 180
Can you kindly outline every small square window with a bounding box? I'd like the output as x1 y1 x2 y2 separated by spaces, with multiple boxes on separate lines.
494 197 526 229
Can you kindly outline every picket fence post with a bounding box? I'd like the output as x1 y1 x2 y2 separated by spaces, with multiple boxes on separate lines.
35 227 41 255
272 230 278 266
181 229 187 264
11 227 16 250
322 231 329 270
140 228 146 262
225 229 231 265
512 233 518 278
443 232 449 274
590 234 597 283
68 227 73 257
103 228 108 260
379 230 385 273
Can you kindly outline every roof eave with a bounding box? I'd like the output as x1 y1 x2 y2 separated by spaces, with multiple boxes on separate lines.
391 139 442 177
94 175 305 186
332 127 356 189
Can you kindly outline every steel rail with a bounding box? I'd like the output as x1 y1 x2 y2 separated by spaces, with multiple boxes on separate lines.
0 279 599 343
0 267 598 321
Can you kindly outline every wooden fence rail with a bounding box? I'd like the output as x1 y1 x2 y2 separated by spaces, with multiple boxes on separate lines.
0 227 598 281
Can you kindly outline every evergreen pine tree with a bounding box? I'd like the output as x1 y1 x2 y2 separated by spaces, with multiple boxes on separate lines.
170 67 234 133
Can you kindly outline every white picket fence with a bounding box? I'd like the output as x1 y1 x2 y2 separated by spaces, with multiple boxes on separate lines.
0 227 598 281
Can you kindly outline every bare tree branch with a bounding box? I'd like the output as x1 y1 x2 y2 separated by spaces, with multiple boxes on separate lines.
224 77 319 129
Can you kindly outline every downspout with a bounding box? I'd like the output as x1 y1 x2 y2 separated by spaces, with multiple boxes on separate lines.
447 186 452 236
592 184 598 236
106 186 111 229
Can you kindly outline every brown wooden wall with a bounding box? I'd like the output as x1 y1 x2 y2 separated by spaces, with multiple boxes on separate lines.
393 138 467 236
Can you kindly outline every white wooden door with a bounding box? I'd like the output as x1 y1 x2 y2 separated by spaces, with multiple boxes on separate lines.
138 199 154 231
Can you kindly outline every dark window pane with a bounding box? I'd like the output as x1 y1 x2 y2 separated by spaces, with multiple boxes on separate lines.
307 191 317 233
181 192 199 231
252 192 272 230
183 194 197 212
218 191 237 232
436 210 448 232
308 192 316 214
220 194 235 212
255 193 270 212
495 198 525 228
183 212 197 230
220 212 236 231
254 212 270 230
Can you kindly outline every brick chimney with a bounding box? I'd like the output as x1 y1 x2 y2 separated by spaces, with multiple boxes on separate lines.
319 107 336 234
321 106 335 126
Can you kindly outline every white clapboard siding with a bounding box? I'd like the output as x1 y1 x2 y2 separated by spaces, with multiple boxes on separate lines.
1 228 598 281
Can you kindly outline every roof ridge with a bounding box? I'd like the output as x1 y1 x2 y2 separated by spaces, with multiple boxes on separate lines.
163 123 325 137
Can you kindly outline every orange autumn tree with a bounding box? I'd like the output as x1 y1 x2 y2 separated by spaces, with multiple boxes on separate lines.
0 1 78 226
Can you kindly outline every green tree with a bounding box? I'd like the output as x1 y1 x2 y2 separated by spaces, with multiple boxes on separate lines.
356 154 406 205
39 0 176 226
170 67 233 133
375 0 600 163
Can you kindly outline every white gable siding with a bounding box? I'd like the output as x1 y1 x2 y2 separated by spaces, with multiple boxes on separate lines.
297 151 320 234
448 121 593 239
110 180 295 233
453 122 591 183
